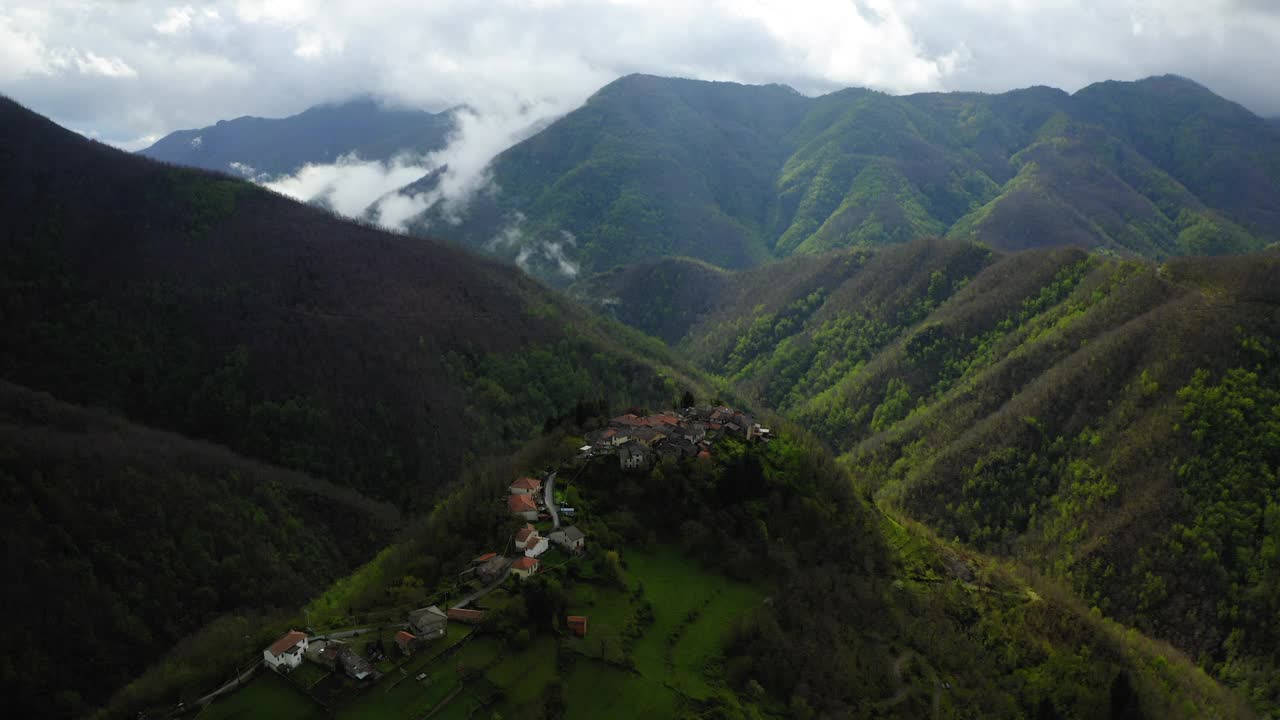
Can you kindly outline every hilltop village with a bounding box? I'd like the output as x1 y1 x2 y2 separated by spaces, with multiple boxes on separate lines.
236 406 769 717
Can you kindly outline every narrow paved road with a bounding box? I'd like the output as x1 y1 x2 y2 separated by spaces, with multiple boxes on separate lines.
544 470 559 529
450 566 511 609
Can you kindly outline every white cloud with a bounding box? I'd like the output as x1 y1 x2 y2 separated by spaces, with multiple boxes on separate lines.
3 0 1279 151
265 153 437 220
154 6 195 35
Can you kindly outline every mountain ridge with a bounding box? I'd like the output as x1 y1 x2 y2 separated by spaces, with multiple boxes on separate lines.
138 97 457 178
401 73 1278 281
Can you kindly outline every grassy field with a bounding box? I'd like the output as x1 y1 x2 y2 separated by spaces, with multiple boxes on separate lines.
199 546 764 719
198 671 324 720
622 547 765 699
562 659 680 719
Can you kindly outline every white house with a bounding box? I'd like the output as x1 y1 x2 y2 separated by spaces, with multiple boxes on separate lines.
524 535 550 558
264 630 308 672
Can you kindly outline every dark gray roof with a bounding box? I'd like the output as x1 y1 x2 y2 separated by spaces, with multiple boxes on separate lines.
562 526 585 542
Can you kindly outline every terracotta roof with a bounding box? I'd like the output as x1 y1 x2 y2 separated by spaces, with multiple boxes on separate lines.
268 630 306 656
510 476 541 491
512 556 539 571
447 607 486 623
567 615 587 623
697 450 711 459
395 630 416 646
647 414 679 427
508 494 537 513
515 525 537 543
610 414 645 426
474 552 497 562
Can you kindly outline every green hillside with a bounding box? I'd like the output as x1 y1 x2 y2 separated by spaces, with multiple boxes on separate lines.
178 423 1248 720
420 74 1278 281
0 96 706 719
586 239 1280 713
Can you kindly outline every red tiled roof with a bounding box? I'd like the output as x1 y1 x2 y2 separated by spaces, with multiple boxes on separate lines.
448 608 486 623
610 414 645 426
697 450 711 459
510 476 541 491
515 525 537 543
512 556 539 571
395 630 416 646
647 414 679 427
508 495 537 513
268 630 306 656
474 552 497 562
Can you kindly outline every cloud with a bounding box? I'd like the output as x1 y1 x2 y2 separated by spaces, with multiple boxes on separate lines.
4 1 1279 151
265 153 436 219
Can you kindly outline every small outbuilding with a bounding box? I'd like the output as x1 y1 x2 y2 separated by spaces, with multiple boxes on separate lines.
567 616 588 637
395 630 418 655
549 526 586 553
408 605 449 640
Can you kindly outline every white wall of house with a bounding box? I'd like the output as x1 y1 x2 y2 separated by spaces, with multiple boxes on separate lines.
524 536 549 557
263 645 305 671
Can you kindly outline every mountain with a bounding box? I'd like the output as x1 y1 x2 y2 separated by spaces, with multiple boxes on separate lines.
137 97 456 178
410 74 1278 281
0 95 699 718
583 238 1280 713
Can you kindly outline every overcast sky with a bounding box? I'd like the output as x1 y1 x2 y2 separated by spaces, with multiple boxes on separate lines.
3 0 1279 150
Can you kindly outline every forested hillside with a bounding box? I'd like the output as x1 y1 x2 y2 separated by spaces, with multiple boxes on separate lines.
413 74 1277 281
138 98 456 178
586 239 1280 713
0 96 701 719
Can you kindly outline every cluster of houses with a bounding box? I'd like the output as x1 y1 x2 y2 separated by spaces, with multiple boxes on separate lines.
264 409 750 685
582 406 770 470
264 604 454 682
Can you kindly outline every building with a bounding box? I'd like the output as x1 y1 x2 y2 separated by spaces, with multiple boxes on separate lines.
514 524 539 550
524 535 549 558
408 605 449 640
508 493 538 521
566 616 588 637
477 555 510 583
549 526 586 553
618 441 651 470
512 556 540 578
394 630 418 655
447 607 487 624
337 645 374 681
473 552 497 563
509 476 542 495
263 630 308 672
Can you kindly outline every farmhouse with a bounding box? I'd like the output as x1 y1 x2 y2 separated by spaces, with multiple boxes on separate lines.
263 630 308 672
549 526 586 553
407 605 449 640
509 476 542 495
512 556 540 578
508 493 538 521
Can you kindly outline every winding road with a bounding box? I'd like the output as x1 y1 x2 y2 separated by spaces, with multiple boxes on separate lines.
543 470 559 529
